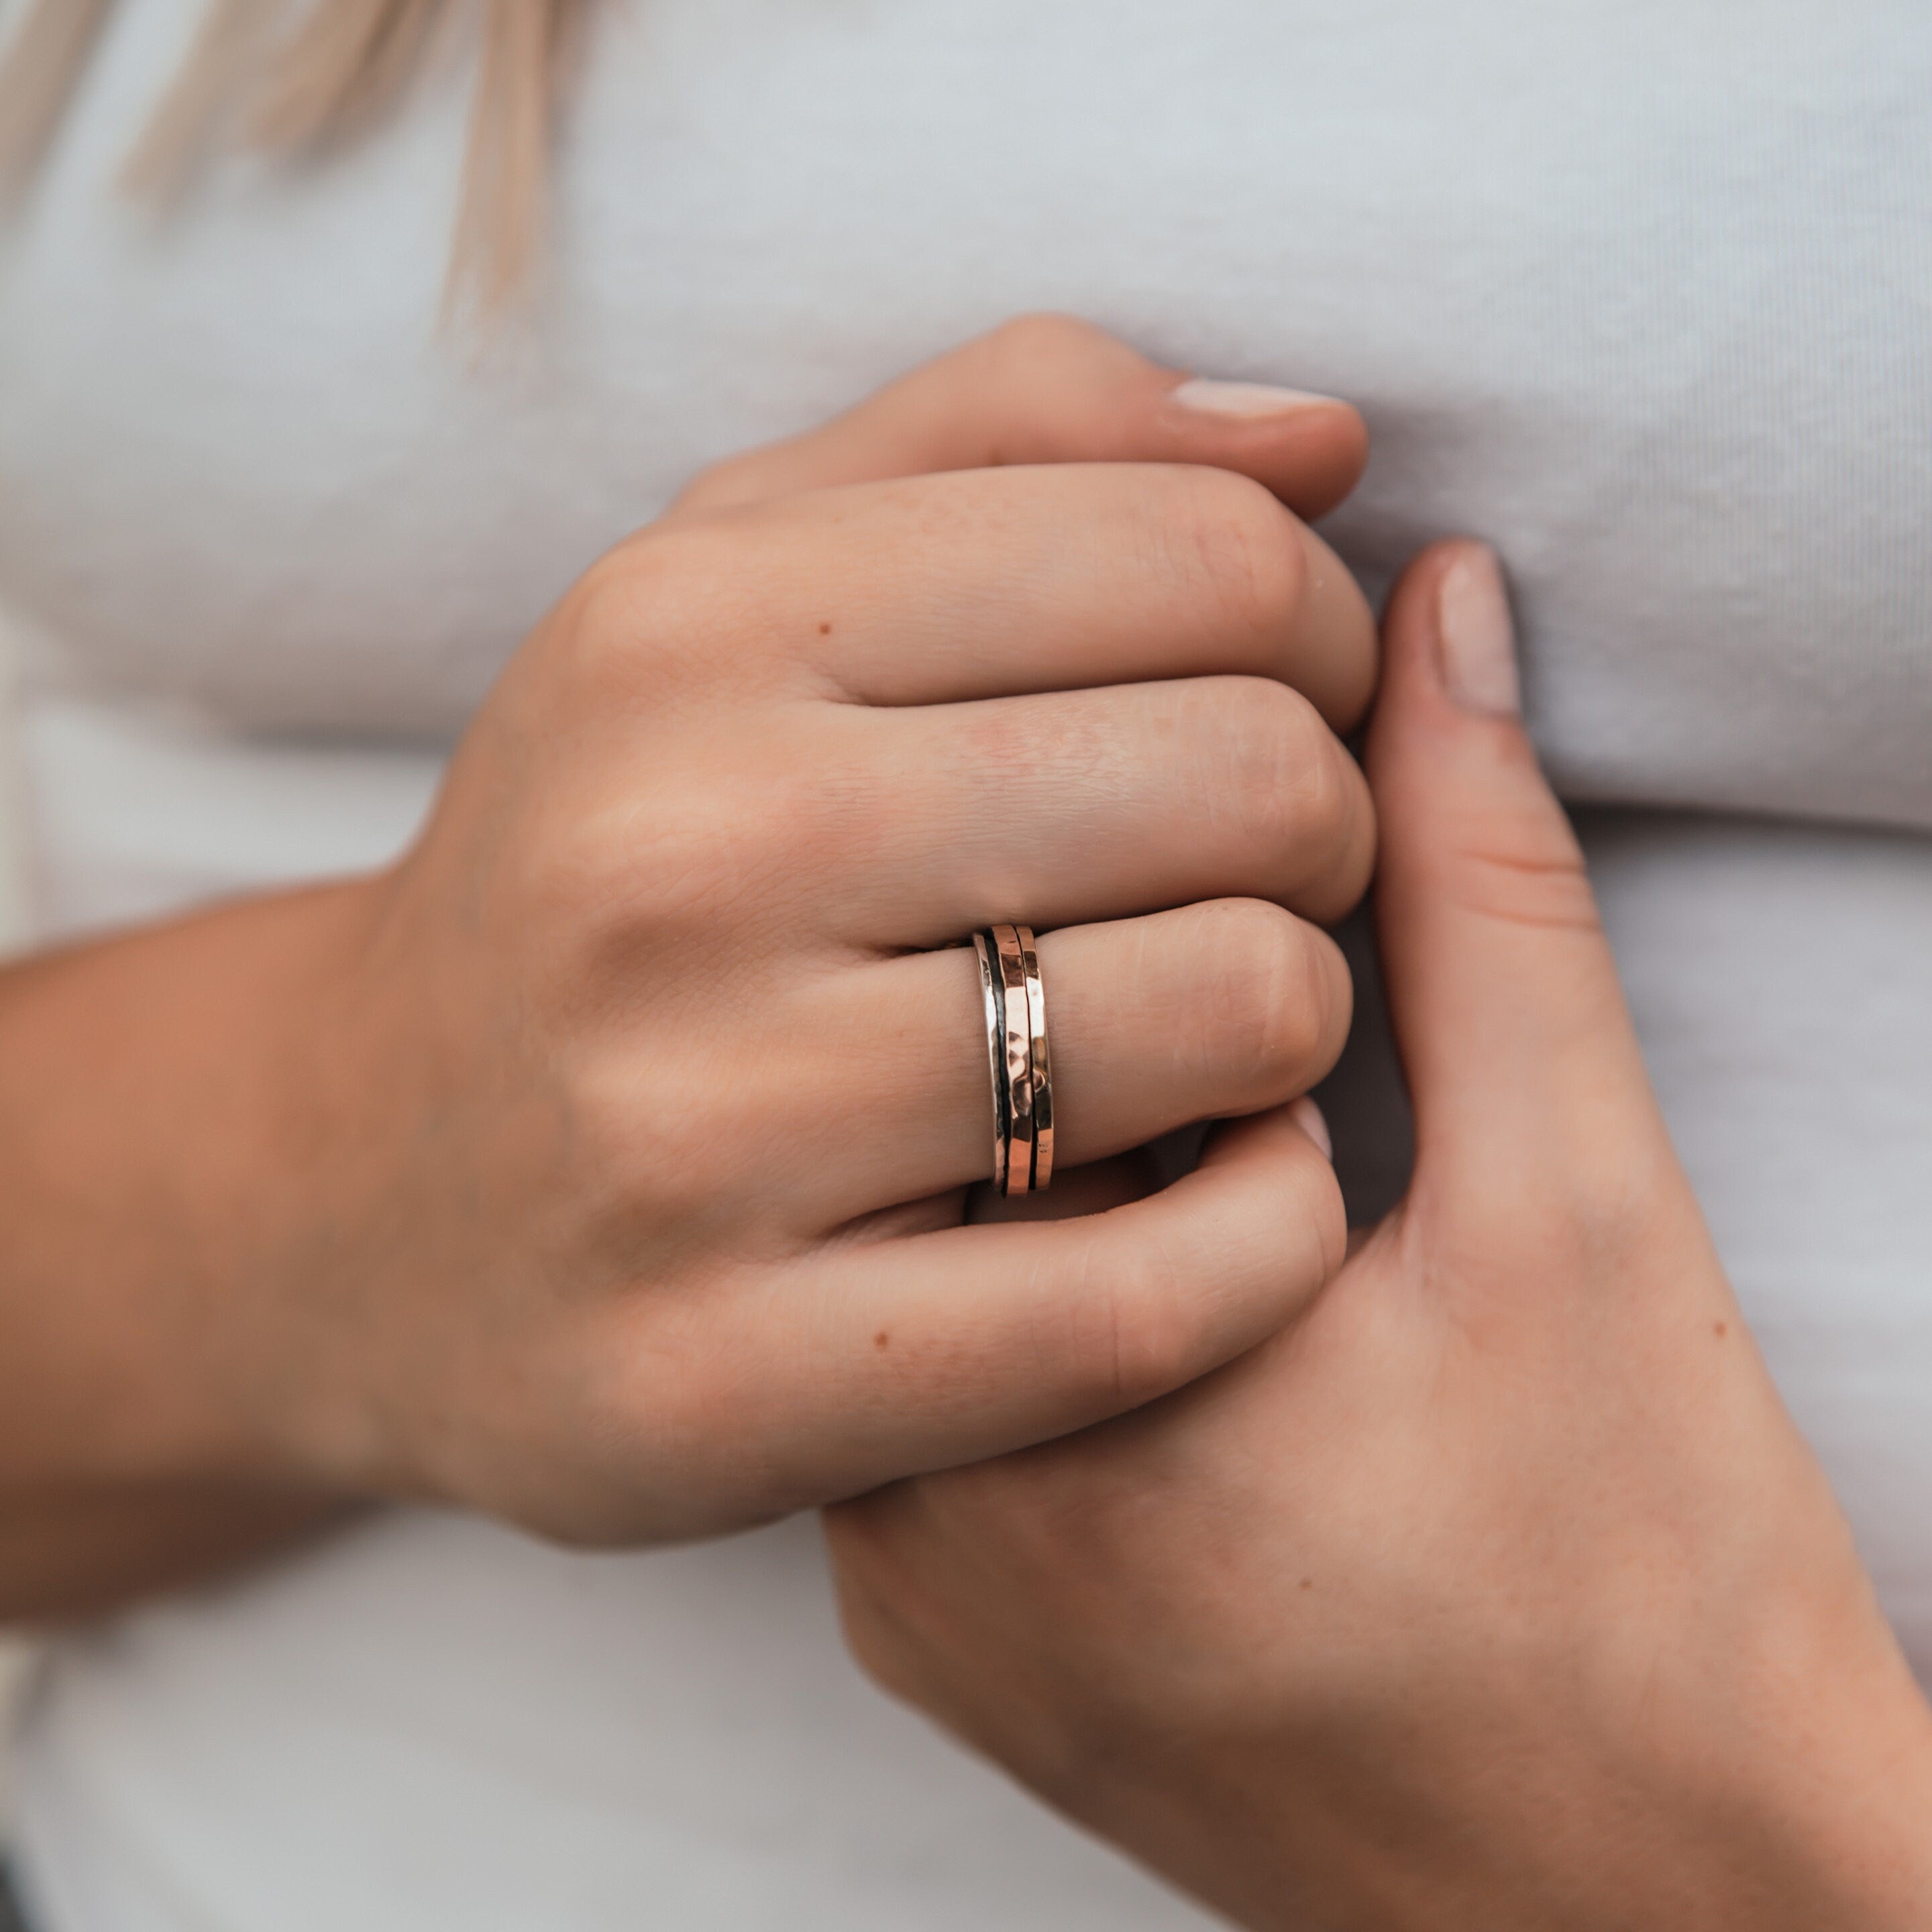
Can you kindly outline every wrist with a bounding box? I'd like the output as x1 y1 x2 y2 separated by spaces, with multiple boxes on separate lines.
1668 1589 1932 1931
0 875 393 1501
191 871 413 1496
1756 1660 1932 1928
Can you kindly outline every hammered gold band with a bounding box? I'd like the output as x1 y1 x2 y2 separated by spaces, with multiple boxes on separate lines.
975 924 1053 1196
1019 927 1053 1192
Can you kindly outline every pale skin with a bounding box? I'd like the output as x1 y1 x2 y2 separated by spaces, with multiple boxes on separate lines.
4 314 1927 1921
0 317 1377 1608
826 541 1932 1926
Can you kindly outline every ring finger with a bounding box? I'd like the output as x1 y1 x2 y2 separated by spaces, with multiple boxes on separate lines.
791 898 1350 1228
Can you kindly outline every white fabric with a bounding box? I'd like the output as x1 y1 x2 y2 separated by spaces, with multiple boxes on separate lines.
1 0 1929 1924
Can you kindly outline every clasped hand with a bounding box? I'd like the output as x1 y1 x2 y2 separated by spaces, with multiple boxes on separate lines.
826 507 1932 1924
231 317 1375 1540
45 309 1928 1922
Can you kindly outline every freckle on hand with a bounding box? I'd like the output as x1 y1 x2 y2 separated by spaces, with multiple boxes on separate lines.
1714 1321 1728 1339
818 621 833 635
873 1330 890 1349
1299 1578 1313 1591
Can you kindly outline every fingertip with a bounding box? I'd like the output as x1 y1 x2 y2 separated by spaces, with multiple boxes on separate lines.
1157 380 1369 521
1379 540 1479 676
1289 1094 1333 1162
1273 402 1370 521
1191 1105 1349 1291
1111 1108 1346 1359
1379 539 1519 697
1300 533 1381 736
1165 378 1350 419
1366 539 1517 784
1196 1098 1310 1169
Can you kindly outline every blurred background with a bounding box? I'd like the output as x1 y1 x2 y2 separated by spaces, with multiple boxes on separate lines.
0 616 25 938
1 620 25 944
0 611 34 1833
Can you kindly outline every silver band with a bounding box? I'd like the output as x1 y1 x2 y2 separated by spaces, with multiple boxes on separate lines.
972 932 1010 1194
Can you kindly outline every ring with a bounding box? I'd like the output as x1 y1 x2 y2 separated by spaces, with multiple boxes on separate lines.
971 931 1010 1193
975 923 1053 1196
1018 927 1054 1193
991 924 1036 1193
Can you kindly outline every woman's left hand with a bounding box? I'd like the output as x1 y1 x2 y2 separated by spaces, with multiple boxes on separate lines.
826 541 1932 1931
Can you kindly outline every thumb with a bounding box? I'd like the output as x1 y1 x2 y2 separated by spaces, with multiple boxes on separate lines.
672 312 1366 519
1366 542 1661 1180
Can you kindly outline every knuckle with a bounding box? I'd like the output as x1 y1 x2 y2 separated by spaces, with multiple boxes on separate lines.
1178 899 1334 1095
1292 737 1370 912
980 310 1110 378
557 782 740 932
1063 1234 1205 1411
547 740 841 952
835 1587 908 1696
1448 788 1602 936
1153 467 1306 647
563 530 690 676
1279 1150 1350 1289
1204 676 1341 858
565 542 658 667
821 1495 887 1579
562 517 759 688
565 1052 722 1219
674 450 757 513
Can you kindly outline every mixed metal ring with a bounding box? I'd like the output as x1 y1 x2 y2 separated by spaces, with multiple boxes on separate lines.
971 923 1054 1196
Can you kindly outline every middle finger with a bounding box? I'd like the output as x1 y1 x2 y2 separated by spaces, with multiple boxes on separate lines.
820 674 1375 944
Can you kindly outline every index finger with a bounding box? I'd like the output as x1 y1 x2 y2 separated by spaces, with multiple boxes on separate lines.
668 460 1377 731
673 313 1367 522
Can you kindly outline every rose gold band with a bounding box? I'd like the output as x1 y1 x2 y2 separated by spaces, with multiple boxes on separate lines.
991 924 1035 1193
1018 928 1053 1193
971 931 1010 1194
981 923 1052 1197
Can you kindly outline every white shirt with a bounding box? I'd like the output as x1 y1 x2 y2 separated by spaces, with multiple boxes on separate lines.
2 1 1929 1924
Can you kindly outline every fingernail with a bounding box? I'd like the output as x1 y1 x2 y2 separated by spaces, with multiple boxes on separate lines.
1169 377 1346 420
1289 1095 1333 1162
1435 545 1521 717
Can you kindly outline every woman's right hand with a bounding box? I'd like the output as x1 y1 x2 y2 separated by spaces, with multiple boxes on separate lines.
174 318 1377 1544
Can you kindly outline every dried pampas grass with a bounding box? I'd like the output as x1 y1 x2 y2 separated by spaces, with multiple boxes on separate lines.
0 0 580 319
0 0 119 189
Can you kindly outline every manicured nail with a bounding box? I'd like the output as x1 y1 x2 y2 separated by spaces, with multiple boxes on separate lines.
1169 377 1346 419
1435 545 1521 717
1289 1095 1333 1161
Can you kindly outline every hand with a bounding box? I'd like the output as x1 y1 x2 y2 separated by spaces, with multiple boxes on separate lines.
826 541 1932 1929
164 319 1377 1543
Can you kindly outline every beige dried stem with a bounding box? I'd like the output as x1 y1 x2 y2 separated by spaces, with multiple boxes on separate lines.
118 0 276 201
0 0 119 194
1 0 578 317
248 0 449 150
442 0 575 327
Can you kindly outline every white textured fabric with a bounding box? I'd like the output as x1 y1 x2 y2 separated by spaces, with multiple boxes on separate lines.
1 0 1930 1925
